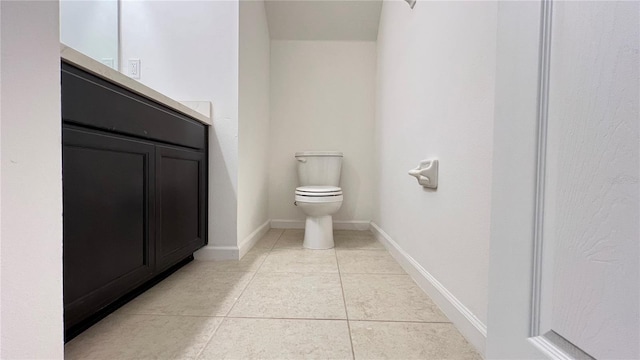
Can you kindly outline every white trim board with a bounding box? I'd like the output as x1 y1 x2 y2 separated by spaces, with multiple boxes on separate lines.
238 220 271 259
270 219 371 231
194 220 271 261
193 244 239 261
370 222 487 357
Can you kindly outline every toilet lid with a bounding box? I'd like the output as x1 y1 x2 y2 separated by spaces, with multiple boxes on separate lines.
295 186 342 196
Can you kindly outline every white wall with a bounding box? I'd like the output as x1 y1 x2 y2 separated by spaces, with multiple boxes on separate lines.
1 3 3 351
264 0 382 41
374 0 497 353
238 0 271 247
60 0 118 69
0 1 64 358
269 40 376 225
120 0 239 249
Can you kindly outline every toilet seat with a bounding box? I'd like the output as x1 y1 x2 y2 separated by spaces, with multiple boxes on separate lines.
295 186 343 204
295 193 343 204
295 186 342 197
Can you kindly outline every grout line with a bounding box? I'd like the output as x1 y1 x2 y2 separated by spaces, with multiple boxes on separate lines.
335 271 408 276
226 316 347 321
335 243 357 360
115 312 223 318
335 249 388 252
225 315 452 324
111 311 453 324
239 270 407 275
268 228 284 251
223 229 284 317
193 317 227 360
145 231 286 360
221 268 261 318
347 319 452 324
252 271 340 274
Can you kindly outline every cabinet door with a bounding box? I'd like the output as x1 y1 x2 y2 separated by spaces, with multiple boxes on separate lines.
63 127 155 329
156 145 206 270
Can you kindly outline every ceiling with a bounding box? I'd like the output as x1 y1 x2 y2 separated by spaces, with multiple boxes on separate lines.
264 0 383 41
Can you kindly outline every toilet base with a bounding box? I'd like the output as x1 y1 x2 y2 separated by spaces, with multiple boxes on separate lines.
303 215 334 249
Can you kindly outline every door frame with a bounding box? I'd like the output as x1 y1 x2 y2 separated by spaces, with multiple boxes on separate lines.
485 0 566 358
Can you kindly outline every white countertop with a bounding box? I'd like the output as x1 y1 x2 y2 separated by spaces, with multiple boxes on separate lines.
60 44 212 126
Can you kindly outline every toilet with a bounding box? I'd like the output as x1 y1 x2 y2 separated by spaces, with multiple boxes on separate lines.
294 151 343 249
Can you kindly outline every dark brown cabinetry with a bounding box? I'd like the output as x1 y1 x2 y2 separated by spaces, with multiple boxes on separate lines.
62 62 208 337
156 146 206 271
63 128 157 329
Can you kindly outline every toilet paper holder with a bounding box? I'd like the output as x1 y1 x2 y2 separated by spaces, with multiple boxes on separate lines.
408 159 438 189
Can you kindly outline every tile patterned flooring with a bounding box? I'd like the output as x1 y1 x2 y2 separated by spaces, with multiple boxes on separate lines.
65 229 481 360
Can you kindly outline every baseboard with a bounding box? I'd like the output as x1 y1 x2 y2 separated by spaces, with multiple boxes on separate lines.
270 219 305 229
270 219 371 231
194 219 371 260
193 245 239 261
370 222 487 357
238 220 271 259
335 221 371 230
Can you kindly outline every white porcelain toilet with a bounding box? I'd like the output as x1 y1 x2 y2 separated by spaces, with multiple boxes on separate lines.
294 151 343 249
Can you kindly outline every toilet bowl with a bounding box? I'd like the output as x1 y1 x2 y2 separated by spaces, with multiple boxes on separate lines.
294 151 343 249
295 186 343 249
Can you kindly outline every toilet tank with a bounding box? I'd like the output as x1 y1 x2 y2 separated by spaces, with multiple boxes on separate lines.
295 151 343 186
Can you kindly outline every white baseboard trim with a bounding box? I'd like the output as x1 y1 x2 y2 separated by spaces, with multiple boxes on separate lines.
370 222 487 356
193 245 239 261
270 219 305 229
270 219 371 231
335 221 371 230
238 220 271 259
194 220 271 261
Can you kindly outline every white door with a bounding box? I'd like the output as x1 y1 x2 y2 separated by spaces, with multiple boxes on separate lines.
486 1 639 359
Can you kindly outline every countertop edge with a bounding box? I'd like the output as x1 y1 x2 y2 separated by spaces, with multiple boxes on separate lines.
60 44 213 126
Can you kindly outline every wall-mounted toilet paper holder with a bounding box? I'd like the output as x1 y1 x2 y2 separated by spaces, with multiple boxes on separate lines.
408 159 438 189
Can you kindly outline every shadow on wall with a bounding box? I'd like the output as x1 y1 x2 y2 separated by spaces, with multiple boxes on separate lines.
208 124 238 247
285 157 304 220
335 157 361 220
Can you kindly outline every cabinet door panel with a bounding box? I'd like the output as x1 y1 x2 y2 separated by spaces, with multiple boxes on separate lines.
63 127 155 329
156 146 206 269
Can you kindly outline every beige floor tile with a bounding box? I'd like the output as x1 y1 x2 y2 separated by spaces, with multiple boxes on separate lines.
273 229 305 249
65 313 223 360
274 229 384 250
253 229 284 249
350 321 481 360
334 231 385 250
341 274 449 322
337 250 405 274
185 248 269 273
153 259 230 282
228 272 346 319
334 230 373 237
260 248 338 273
197 318 353 360
120 271 254 316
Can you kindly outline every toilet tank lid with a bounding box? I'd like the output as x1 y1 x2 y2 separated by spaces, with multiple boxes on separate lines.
295 151 343 157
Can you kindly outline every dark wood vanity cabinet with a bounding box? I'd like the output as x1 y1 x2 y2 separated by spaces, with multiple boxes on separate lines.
62 62 208 336
155 145 206 271
63 128 157 329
